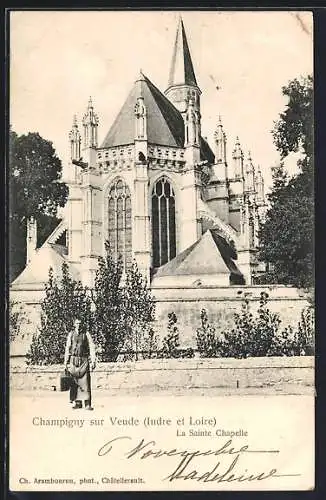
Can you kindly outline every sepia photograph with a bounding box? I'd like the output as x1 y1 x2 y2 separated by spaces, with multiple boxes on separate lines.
8 9 314 491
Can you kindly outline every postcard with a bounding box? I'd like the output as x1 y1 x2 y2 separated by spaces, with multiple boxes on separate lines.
9 9 314 492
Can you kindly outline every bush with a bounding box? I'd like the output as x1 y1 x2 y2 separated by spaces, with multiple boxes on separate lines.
223 292 282 358
141 328 160 360
196 309 225 358
159 312 195 359
160 312 180 358
196 293 315 358
269 306 315 356
297 306 314 355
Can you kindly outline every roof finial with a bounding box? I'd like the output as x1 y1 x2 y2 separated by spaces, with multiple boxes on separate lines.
88 96 93 109
72 114 78 127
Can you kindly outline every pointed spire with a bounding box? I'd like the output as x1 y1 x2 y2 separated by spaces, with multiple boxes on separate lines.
232 136 244 179
185 97 199 146
135 70 145 100
233 136 241 153
165 17 201 116
82 96 99 148
69 115 81 161
244 151 255 192
134 94 147 140
137 69 145 81
167 16 198 89
214 116 227 165
255 165 265 202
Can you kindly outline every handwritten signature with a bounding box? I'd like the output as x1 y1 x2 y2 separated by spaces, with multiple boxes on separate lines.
97 436 300 483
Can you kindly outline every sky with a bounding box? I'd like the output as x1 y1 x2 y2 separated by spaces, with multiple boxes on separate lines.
10 10 313 191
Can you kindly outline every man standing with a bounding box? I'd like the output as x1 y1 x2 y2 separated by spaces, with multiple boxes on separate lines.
64 318 96 410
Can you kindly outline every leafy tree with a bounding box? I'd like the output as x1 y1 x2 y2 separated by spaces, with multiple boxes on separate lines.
26 243 158 364
9 130 68 282
92 248 157 362
123 260 156 360
272 75 313 169
259 75 314 288
91 243 126 362
26 263 92 365
9 301 28 343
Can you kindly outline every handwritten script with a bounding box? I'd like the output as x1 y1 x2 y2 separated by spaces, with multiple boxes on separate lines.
97 436 300 483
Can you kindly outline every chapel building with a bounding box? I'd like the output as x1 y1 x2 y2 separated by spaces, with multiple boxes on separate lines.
12 17 267 293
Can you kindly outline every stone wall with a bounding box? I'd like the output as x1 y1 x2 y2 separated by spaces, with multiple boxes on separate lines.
10 356 314 392
152 284 310 346
10 284 311 355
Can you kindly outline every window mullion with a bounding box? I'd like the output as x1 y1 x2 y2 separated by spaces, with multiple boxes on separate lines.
158 194 162 266
114 192 118 261
166 195 170 261
122 193 126 270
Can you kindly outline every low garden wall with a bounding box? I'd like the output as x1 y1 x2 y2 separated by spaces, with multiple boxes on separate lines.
10 356 314 392
10 284 311 356
153 284 311 346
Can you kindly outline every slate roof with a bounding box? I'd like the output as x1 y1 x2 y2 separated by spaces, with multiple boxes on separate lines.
200 136 215 164
101 73 215 163
153 229 243 279
101 73 185 149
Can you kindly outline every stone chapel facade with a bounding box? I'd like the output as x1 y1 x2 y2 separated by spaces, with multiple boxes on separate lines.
13 17 267 293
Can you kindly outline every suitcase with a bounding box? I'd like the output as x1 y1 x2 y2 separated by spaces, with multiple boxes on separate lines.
59 370 73 392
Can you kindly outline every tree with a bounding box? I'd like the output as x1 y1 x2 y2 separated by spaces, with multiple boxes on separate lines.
91 243 126 362
25 243 158 364
92 246 157 362
9 300 28 343
272 75 313 168
9 130 68 281
27 263 92 365
258 75 314 288
123 260 156 360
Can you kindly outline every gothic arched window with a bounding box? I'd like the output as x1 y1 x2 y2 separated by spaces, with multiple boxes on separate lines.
152 177 176 268
107 178 132 269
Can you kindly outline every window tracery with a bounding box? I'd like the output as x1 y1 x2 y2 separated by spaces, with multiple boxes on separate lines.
152 177 176 267
107 179 132 268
